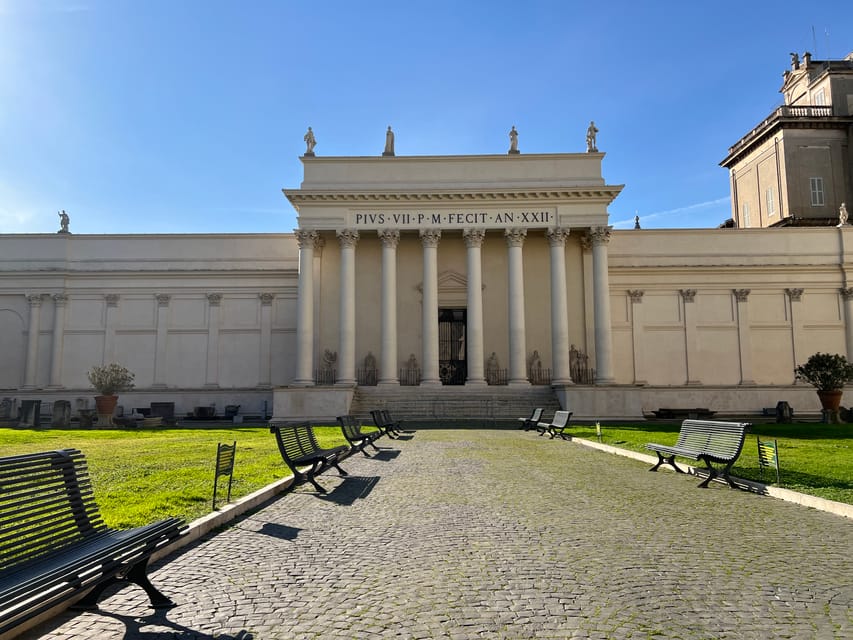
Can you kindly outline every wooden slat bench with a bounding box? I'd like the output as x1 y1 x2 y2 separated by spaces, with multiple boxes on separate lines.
517 407 543 431
269 422 349 493
536 410 572 439
337 415 381 457
0 449 186 636
369 409 401 439
646 419 751 488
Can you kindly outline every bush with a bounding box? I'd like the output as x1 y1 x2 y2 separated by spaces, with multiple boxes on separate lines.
87 363 135 396
794 352 853 391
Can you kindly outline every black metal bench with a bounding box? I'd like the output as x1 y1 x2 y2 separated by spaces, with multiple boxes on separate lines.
517 407 543 431
646 419 751 488
0 449 186 636
337 415 381 457
269 422 349 493
536 410 572 439
369 409 402 438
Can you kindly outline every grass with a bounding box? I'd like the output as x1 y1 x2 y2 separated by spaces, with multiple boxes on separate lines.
575 421 853 505
0 426 349 529
1 421 850 529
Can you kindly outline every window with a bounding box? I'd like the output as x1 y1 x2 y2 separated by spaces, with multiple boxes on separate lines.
810 177 825 206
814 88 826 106
742 202 750 227
766 187 775 216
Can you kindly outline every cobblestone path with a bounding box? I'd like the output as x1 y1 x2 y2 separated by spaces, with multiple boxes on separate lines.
18 429 853 639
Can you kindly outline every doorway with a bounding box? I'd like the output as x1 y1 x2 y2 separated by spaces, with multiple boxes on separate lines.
438 308 466 385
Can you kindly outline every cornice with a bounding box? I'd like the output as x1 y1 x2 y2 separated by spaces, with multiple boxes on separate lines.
284 186 624 207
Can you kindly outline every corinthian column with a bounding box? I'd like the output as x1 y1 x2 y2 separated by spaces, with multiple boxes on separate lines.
48 293 68 388
23 294 43 389
547 227 572 385
505 228 529 385
463 229 487 386
589 226 614 384
205 293 222 388
420 229 442 386
378 229 400 385
337 229 359 385
294 230 319 386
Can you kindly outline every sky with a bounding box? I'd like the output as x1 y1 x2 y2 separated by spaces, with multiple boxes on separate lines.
1 0 851 235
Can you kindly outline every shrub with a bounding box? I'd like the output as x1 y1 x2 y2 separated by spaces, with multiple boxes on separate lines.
794 352 853 391
87 363 135 396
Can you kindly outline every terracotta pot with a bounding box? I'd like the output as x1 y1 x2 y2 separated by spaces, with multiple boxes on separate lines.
816 389 843 411
94 395 118 426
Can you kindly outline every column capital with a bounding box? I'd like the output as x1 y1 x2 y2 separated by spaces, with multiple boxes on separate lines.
504 227 527 247
679 289 697 303
156 294 171 307
463 228 486 248
52 293 68 306
627 289 644 303
295 229 319 249
546 227 570 246
378 228 400 248
786 287 804 302
420 229 441 247
588 226 612 245
26 294 43 307
105 293 120 307
259 292 275 306
841 287 853 300
336 228 359 247
733 289 751 302
207 293 222 306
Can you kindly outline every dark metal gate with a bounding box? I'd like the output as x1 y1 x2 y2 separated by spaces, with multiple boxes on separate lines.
438 308 466 385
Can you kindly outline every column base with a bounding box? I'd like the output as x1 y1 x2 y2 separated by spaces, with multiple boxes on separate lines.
465 379 488 387
738 380 756 386
378 379 400 387
686 380 703 386
420 379 443 387
203 383 220 389
335 380 356 388
508 379 531 387
594 377 615 385
551 378 574 386
291 379 315 387
20 385 40 390
46 384 66 390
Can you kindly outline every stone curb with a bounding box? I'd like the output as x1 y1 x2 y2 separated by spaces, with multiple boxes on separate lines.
570 436 853 521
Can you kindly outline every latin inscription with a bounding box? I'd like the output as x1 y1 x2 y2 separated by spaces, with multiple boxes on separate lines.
351 209 555 229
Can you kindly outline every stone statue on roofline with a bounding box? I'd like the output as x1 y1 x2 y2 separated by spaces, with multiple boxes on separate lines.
57 210 70 234
383 126 395 156
303 127 316 156
508 126 519 154
586 121 599 152
839 202 849 227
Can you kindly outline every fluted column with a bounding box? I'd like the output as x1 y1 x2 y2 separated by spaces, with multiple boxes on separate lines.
336 229 359 385
23 294 43 389
48 293 68 388
378 229 400 385
547 228 572 385
842 288 853 362
734 289 755 385
463 229 487 386
205 293 221 388
294 230 319 386
505 228 529 385
152 294 170 388
589 227 615 384
258 293 274 388
420 229 442 386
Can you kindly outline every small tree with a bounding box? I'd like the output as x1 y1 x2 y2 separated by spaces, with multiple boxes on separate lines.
87 363 135 396
794 352 853 391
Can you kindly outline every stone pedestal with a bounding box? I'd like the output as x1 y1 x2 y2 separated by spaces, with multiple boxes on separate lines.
19 400 42 427
51 400 72 428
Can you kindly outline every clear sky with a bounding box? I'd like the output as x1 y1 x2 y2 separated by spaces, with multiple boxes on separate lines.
1 0 851 235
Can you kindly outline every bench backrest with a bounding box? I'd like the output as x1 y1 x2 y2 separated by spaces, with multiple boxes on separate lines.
337 415 361 439
0 449 107 572
369 409 384 427
675 420 750 461
270 422 322 463
528 408 543 422
551 410 571 428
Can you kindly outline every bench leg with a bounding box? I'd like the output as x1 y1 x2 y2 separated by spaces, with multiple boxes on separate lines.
696 462 718 489
331 460 348 476
697 460 737 489
649 453 685 474
72 558 176 611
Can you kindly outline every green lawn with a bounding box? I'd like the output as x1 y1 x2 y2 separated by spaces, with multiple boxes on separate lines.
576 421 853 505
1 421 850 530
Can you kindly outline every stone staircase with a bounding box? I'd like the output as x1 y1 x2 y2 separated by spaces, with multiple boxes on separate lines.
350 385 563 428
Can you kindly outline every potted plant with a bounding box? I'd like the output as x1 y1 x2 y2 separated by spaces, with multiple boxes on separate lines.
794 352 853 411
87 363 135 425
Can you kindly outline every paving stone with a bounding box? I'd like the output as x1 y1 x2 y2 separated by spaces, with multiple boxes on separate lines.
14 430 853 639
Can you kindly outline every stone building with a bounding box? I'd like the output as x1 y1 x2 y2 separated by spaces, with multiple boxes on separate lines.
721 51 853 228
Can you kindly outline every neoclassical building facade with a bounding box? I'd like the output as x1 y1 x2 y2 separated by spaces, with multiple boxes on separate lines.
3 149 853 420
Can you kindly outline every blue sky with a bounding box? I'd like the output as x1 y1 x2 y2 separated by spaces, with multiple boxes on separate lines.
1 0 851 234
